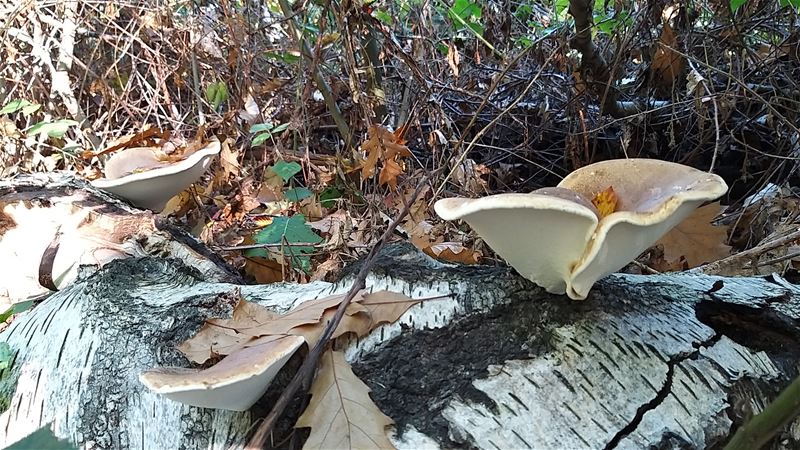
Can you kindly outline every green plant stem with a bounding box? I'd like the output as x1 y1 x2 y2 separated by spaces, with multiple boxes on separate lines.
724 374 800 450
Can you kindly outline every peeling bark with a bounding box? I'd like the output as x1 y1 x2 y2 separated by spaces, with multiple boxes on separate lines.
1 176 799 449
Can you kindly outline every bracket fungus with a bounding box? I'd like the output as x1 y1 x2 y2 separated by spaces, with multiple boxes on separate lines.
139 335 304 411
435 159 728 300
92 138 221 211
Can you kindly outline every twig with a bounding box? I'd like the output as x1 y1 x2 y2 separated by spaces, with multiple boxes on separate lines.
696 228 800 275
216 242 325 251
244 178 429 449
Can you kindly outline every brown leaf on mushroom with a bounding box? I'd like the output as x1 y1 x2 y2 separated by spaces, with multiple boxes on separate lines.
435 159 728 299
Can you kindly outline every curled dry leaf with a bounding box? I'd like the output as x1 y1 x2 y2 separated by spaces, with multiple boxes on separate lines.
423 242 481 265
295 350 395 450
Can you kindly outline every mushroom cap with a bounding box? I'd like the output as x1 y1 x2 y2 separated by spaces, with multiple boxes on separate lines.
434 159 728 300
92 138 221 211
139 335 304 411
558 158 728 298
434 191 598 295
102 148 170 180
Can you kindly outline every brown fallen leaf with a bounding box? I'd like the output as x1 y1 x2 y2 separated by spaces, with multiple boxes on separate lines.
177 294 282 363
651 22 685 92
177 291 420 363
655 202 731 269
423 242 481 265
295 350 395 450
360 124 412 188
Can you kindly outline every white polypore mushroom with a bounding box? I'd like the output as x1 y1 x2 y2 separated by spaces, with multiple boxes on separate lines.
92 138 221 211
435 159 728 300
139 335 304 411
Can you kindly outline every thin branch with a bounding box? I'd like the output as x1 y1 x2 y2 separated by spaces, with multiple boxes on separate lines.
244 178 429 449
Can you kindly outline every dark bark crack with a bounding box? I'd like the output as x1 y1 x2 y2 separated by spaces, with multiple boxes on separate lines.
603 333 723 449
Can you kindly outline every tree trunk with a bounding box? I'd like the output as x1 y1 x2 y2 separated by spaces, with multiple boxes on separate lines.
1 176 799 450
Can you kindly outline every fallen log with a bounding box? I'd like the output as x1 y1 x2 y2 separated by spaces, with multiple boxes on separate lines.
1 175 799 449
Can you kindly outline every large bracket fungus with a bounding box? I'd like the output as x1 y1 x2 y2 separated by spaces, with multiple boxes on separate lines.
92 138 221 211
435 159 728 299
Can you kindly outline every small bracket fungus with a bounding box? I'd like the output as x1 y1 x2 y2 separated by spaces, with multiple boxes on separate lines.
92 138 221 211
139 335 304 411
435 159 728 299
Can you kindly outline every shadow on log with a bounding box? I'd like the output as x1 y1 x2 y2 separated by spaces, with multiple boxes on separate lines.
1 175 799 449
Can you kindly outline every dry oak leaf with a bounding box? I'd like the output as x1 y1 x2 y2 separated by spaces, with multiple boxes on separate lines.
178 295 282 363
178 291 420 364
295 349 395 450
655 202 731 269
591 186 618 218
360 124 412 188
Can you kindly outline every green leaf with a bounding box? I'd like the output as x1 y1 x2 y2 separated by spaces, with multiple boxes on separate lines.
0 342 11 370
250 123 275 134
6 426 78 450
264 51 302 64
555 0 571 18
271 160 302 181
730 0 747 11
245 215 323 272
0 99 41 116
271 123 290 134
319 186 342 208
252 132 273 146
205 81 229 110
0 300 34 323
373 8 393 24
1 99 34 115
27 120 79 138
285 187 312 202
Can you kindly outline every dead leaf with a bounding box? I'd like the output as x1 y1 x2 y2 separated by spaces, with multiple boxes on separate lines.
378 159 404 189
160 191 195 217
591 186 618 218
423 242 481 264
651 22 685 91
310 257 343 282
360 125 412 188
655 202 731 269
218 139 240 179
295 350 395 450
447 41 460 78
244 257 285 283
356 290 421 330
177 290 420 364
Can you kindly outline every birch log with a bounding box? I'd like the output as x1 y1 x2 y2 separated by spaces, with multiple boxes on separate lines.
1 179 799 449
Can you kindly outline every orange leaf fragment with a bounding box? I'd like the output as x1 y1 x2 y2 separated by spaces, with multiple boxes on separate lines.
591 186 618 218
